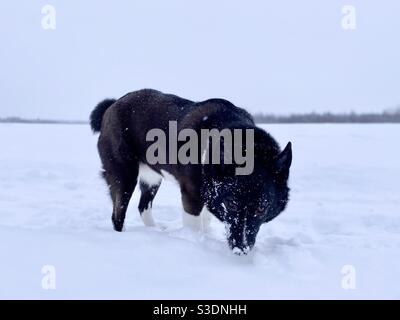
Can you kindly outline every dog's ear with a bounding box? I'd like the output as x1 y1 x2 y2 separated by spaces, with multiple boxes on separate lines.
274 142 292 180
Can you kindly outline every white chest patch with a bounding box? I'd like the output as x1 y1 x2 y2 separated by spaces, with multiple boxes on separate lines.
138 163 162 186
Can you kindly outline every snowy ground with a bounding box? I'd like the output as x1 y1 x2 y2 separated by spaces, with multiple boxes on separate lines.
0 123 399 299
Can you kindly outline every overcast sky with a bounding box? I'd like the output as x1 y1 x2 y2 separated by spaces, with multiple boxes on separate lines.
0 0 399 120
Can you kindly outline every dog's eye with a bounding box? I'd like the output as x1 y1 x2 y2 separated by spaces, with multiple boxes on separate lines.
230 203 238 211
227 200 239 211
256 203 266 214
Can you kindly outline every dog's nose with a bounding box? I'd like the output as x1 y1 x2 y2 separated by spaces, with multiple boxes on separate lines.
232 246 251 255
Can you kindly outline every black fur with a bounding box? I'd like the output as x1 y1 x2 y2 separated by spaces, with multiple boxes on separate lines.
91 89 292 254
90 98 117 132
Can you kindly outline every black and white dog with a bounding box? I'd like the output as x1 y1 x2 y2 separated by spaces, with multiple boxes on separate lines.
90 89 292 254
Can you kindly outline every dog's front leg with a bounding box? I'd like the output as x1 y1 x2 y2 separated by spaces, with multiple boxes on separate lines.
181 188 204 232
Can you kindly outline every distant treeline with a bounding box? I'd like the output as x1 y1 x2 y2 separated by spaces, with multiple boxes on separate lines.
0 117 86 125
1 109 400 124
253 109 400 123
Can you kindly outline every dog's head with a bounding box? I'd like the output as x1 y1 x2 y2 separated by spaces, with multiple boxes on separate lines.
202 133 292 255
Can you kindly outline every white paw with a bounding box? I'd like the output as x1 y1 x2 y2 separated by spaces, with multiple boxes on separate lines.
141 208 156 227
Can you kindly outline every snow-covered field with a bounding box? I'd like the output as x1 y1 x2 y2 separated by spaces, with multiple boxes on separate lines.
0 123 399 299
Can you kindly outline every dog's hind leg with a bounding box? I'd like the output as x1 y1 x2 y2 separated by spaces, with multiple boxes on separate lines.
138 181 161 227
99 138 139 231
103 165 138 232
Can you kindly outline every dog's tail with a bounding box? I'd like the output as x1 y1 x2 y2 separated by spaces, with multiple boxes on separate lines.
90 98 117 133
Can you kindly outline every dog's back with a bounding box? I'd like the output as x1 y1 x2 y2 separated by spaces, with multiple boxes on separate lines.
93 88 255 165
